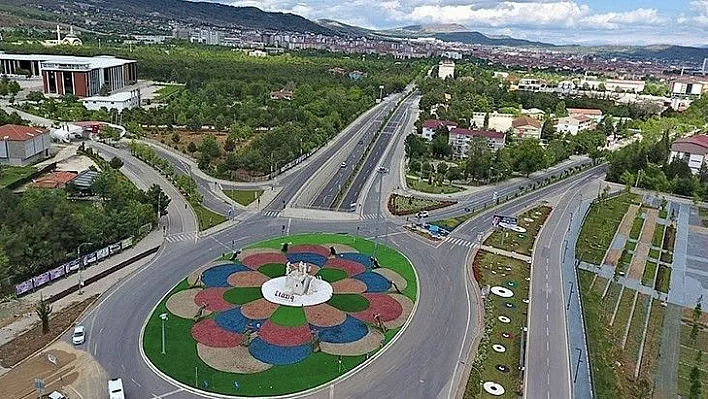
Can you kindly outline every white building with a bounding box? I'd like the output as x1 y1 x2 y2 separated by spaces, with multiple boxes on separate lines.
521 108 546 120
567 108 603 123
555 116 593 135
82 90 141 112
421 119 457 141
511 116 542 140
448 128 506 158
517 78 547 92
471 112 514 132
669 134 708 175
248 50 267 57
438 60 455 80
605 79 645 93
671 78 707 98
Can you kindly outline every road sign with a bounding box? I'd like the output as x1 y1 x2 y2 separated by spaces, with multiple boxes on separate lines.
47 353 57 365
492 214 518 228
34 378 45 394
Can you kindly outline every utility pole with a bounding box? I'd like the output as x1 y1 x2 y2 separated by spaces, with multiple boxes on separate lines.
160 313 168 354
574 347 582 383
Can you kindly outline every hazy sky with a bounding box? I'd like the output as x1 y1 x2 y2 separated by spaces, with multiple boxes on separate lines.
198 0 708 46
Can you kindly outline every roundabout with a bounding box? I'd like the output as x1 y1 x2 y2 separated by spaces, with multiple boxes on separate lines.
142 233 417 397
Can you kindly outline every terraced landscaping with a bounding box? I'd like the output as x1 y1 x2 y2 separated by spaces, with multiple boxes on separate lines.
577 193 639 265
484 206 551 256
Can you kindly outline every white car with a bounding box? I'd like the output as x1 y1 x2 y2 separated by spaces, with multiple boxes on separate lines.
340 162 347 168
72 325 85 345
417 211 429 218
108 378 125 399
48 392 66 399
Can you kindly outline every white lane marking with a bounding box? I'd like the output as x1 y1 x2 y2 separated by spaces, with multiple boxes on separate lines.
153 388 184 398
131 377 142 387
448 246 474 399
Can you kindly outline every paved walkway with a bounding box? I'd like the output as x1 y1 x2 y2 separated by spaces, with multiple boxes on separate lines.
0 231 163 350
479 245 532 262
654 303 681 398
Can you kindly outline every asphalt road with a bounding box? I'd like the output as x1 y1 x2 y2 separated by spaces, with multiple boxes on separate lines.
524 170 603 399
310 101 398 209
336 94 417 212
71 162 603 399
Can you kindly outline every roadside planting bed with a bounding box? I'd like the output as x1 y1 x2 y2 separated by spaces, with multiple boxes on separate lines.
677 324 708 396
387 193 456 216
577 193 639 265
483 206 551 256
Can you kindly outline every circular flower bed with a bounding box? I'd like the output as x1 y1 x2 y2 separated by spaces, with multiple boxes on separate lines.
144 234 417 397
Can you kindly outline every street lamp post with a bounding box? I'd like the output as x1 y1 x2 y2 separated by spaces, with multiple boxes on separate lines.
2 136 9 164
470 364 483 396
77 242 93 295
160 313 168 354
567 281 574 310
574 347 583 383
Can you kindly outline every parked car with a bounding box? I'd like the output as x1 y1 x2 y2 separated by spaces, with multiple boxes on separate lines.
417 211 429 218
72 325 85 345
108 378 125 399
48 392 66 399
340 162 347 168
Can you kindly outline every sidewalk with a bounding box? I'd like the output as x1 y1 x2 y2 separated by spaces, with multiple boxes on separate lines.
479 245 532 262
0 231 163 349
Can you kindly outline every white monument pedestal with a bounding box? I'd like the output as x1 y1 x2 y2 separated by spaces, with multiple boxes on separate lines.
262 277 333 307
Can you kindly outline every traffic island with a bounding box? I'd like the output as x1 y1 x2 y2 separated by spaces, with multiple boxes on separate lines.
142 233 417 397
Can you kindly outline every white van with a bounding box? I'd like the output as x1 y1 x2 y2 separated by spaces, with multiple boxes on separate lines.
108 378 125 399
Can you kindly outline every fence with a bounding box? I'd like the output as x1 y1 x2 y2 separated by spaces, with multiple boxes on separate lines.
10 236 135 297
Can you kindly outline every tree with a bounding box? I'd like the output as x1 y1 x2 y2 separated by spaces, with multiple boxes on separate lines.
99 126 120 142
224 137 236 152
200 135 221 159
446 166 462 184
404 134 427 159
464 136 493 181
430 131 452 159
598 83 606 92
35 296 52 334
483 112 490 129
554 101 567 117
187 117 202 132
109 156 124 169
512 139 548 177
145 184 170 217
171 131 180 144
187 141 197 153
541 118 555 140
410 159 422 174
7 80 20 96
99 83 110 96
26 91 45 102
436 162 449 185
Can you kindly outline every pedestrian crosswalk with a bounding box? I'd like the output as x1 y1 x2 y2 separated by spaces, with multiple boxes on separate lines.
444 236 475 248
360 214 379 220
165 231 198 243
262 210 281 218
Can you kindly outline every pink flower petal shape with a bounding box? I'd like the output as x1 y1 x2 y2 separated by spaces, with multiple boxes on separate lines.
227 271 270 287
304 303 347 327
288 244 331 257
257 320 312 347
191 318 242 348
350 293 403 323
194 287 232 312
241 253 288 270
331 278 367 294
323 258 366 277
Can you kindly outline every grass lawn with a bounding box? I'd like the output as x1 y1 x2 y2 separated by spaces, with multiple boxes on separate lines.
258 263 285 278
624 294 650 363
591 277 609 296
602 282 622 315
577 193 639 265
659 208 668 220
225 190 264 206
655 265 671 293
316 268 347 283
193 203 227 231
648 248 660 260
223 287 263 305
155 84 183 101
144 233 417 396
611 288 636 346
637 300 665 383
629 214 644 240
388 193 455 216
678 324 708 396
616 249 633 276
0 165 36 187
652 224 665 248
484 206 552 256
430 212 476 231
625 241 637 251
465 251 530 398
406 177 463 194
641 261 657 286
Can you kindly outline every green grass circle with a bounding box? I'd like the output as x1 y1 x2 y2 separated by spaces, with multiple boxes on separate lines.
223 286 263 305
317 268 348 283
270 305 307 327
327 294 370 312
259 263 286 278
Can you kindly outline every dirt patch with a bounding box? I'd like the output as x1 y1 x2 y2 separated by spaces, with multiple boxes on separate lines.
681 307 708 325
197 343 271 374
227 271 270 287
628 244 649 280
166 288 209 320
617 205 640 236
373 268 408 293
331 279 367 294
241 298 279 320
605 248 622 266
0 342 79 398
639 209 658 244
320 243 358 254
0 300 34 330
304 304 346 327
383 294 414 330
320 329 384 356
0 295 98 368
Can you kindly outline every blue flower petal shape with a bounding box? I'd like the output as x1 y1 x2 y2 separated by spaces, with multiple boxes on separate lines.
248 338 312 365
312 316 369 344
201 263 250 287
287 253 328 267
339 253 373 269
353 271 392 293
214 307 266 334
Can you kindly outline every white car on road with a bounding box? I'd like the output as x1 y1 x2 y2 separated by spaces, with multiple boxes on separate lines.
71 325 85 345
108 378 125 399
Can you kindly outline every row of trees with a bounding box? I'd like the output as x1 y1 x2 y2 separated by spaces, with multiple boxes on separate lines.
0 168 164 285
0 75 21 97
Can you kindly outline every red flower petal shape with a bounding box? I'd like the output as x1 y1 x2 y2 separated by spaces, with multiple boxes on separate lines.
350 293 403 323
257 320 312 347
191 318 242 348
288 244 331 258
194 287 232 312
323 258 366 277
242 253 288 270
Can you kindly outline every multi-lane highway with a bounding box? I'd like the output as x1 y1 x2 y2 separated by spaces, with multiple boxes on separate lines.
336 94 418 211
310 97 402 209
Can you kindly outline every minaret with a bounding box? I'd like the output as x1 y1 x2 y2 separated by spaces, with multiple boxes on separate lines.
56 25 61 42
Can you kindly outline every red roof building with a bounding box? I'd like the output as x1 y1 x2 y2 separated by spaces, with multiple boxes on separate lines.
30 171 78 189
448 128 506 157
421 119 458 141
0 124 51 166
670 134 708 175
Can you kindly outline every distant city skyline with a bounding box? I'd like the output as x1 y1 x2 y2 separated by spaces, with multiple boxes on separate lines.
197 0 708 46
